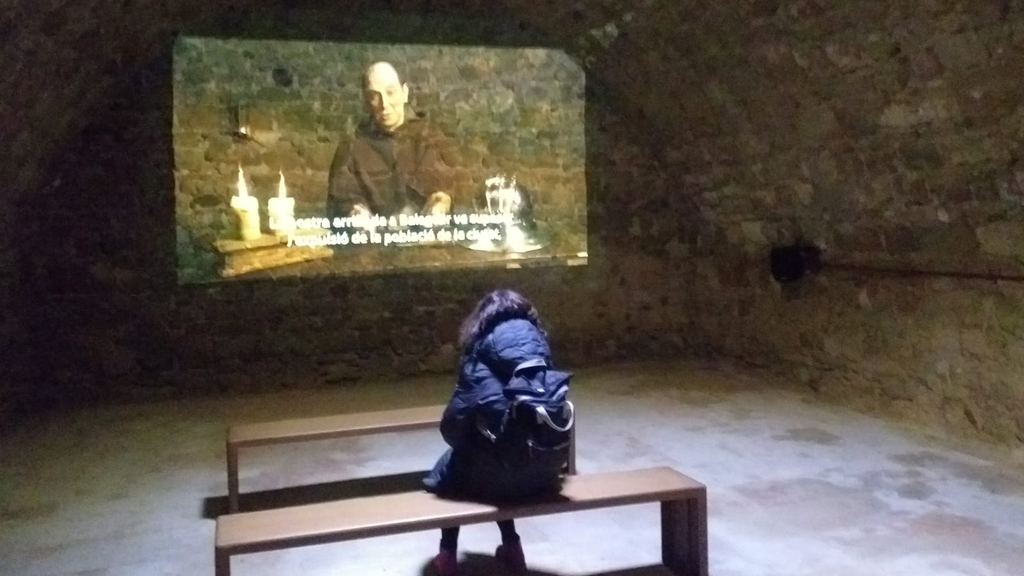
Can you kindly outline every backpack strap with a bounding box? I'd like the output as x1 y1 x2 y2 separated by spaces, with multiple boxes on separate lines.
512 358 547 376
534 400 574 432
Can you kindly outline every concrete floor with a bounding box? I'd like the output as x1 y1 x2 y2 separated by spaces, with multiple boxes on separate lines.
2 359 1023 576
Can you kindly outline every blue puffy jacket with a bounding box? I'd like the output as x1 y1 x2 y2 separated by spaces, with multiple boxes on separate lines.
423 318 564 501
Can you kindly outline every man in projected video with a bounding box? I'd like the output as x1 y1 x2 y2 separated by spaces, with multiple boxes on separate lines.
327 61 455 220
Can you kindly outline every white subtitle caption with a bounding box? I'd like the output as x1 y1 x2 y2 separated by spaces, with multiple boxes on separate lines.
286 212 508 248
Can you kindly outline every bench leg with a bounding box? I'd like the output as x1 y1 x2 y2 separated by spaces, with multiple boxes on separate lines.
661 494 708 576
227 442 240 513
567 422 577 475
215 549 231 576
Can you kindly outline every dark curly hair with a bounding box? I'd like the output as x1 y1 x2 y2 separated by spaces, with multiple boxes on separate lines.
458 289 542 353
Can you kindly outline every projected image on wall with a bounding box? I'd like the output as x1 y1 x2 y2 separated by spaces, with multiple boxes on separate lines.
173 37 587 284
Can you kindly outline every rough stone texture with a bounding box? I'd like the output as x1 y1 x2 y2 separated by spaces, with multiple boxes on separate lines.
1 0 1024 446
644 0 1024 445
2 2 698 418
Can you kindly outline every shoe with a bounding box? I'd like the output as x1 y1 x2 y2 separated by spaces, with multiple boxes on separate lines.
495 541 526 572
431 548 458 576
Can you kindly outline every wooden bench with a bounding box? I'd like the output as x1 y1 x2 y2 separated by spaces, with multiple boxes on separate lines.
215 466 707 576
226 404 578 513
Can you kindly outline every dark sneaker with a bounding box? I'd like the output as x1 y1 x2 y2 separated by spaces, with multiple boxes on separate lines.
495 541 526 572
431 549 458 576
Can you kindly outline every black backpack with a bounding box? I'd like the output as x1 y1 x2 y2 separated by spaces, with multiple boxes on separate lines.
480 358 575 469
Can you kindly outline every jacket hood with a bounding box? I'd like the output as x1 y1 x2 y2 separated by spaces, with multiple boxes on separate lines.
477 318 550 378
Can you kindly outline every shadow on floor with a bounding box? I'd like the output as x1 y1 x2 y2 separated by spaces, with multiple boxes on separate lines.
201 470 429 518
421 553 673 576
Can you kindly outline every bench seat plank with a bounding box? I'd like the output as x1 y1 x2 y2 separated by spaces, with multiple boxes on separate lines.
226 404 578 513
217 467 704 554
228 405 445 447
226 405 447 513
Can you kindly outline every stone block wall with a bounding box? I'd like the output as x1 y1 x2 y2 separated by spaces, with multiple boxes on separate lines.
6 6 692 414
611 0 1024 444
2 0 1024 446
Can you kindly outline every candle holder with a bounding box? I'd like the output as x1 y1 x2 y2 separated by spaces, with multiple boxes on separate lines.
226 101 264 146
467 174 544 253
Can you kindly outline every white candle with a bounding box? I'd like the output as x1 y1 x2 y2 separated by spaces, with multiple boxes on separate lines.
230 165 262 241
267 170 295 237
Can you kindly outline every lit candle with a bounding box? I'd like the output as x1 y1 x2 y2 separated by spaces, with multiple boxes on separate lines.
267 170 295 237
230 165 262 241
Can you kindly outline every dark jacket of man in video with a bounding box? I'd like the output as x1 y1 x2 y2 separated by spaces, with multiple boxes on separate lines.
423 318 564 501
327 113 455 218
327 61 455 219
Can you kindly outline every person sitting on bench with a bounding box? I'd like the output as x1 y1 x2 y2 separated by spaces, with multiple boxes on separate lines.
423 289 570 576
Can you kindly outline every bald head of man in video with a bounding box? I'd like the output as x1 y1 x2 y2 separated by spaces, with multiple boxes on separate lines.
363 61 410 133
327 61 454 220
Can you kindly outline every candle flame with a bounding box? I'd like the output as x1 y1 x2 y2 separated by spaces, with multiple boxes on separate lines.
237 165 249 197
278 170 287 198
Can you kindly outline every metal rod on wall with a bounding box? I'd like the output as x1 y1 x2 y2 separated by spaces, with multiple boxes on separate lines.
770 244 1024 284
822 263 1024 284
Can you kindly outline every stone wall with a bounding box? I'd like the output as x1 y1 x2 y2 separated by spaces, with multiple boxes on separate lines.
6 5 692 413
19 83 686 407
2 0 1024 446
620 0 1024 444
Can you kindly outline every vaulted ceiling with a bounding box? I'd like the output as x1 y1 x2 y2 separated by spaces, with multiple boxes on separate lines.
0 0 718 195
